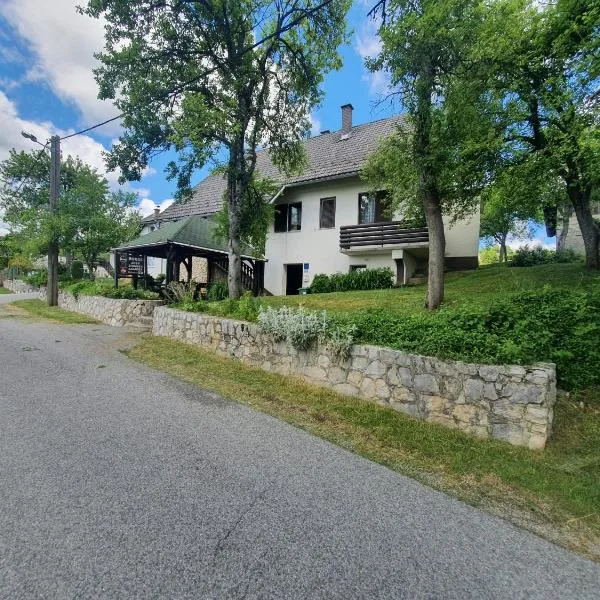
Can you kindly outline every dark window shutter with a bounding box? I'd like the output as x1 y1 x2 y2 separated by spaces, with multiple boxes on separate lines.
274 205 288 232
320 197 336 228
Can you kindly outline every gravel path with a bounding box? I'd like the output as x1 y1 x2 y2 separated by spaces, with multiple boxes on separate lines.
0 313 598 599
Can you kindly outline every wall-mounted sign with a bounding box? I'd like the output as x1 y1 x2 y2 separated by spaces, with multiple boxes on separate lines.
303 262 310 283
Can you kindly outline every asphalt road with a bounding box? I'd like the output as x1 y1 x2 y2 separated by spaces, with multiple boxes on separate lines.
0 298 598 599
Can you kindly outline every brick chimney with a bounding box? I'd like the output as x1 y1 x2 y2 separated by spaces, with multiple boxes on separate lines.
341 103 354 136
153 207 160 219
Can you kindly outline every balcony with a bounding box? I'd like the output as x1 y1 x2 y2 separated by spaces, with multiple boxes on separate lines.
339 221 429 252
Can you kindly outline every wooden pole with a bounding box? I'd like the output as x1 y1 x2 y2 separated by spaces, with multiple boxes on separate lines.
47 135 60 306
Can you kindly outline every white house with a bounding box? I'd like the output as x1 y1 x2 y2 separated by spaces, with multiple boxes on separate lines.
142 105 480 295
557 201 600 254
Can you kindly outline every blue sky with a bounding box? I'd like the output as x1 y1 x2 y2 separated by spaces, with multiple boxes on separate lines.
0 0 551 246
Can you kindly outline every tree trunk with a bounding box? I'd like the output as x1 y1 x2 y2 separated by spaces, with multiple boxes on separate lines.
414 63 445 309
423 192 445 309
567 183 599 269
499 233 508 262
227 137 245 299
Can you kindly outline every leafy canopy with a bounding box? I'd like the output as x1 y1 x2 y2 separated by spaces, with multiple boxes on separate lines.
82 0 350 195
0 149 141 269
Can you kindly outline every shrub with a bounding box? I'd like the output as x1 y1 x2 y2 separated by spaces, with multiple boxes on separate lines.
71 260 84 280
340 286 600 390
309 267 394 294
176 292 263 322
63 280 159 300
207 281 229 301
257 305 357 354
25 269 48 287
166 281 196 304
258 306 330 349
510 245 581 267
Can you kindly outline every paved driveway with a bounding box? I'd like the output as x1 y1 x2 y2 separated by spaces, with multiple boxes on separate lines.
0 313 598 599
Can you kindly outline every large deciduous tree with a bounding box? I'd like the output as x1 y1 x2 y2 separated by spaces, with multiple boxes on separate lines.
365 0 499 309
0 149 141 273
83 0 349 298
477 0 600 267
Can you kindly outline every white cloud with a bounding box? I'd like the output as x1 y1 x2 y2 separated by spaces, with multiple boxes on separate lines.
0 91 148 193
0 0 120 132
506 238 555 251
310 114 321 136
354 18 391 96
138 198 174 218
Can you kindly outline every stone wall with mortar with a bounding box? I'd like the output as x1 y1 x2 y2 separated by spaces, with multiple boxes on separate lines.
2 279 38 293
39 290 165 329
152 307 556 449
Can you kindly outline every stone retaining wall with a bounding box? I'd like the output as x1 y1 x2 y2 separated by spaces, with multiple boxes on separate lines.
153 307 557 449
42 290 165 328
2 279 38 293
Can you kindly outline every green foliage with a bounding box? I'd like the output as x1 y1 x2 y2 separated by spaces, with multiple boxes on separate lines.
7 253 33 272
178 292 263 322
70 260 84 280
166 281 196 304
25 270 48 287
309 267 395 294
207 281 229 302
64 280 159 300
83 0 350 295
338 287 600 390
0 234 18 269
258 306 330 350
213 174 276 256
510 246 582 267
479 246 515 265
0 150 141 269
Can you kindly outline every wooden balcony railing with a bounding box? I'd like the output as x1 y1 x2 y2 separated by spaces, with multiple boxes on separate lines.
340 221 429 250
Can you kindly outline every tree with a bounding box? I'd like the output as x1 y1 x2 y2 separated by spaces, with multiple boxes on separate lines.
480 161 553 261
476 0 600 268
83 0 350 297
63 183 141 277
480 198 535 263
365 0 500 308
0 233 18 270
0 150 141 274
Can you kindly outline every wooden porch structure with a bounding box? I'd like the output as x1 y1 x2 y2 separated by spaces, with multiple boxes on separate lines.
113 216 266 295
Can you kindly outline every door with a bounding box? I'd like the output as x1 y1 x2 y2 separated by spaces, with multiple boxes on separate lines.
285 263 303 295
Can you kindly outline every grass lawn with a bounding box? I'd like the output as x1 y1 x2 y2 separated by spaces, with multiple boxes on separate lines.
125 335 600 560
0 287 12 294
10 299 99 324
262 263 600 316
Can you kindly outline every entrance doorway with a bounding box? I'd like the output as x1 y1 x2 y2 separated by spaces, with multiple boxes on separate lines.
285 263 303 295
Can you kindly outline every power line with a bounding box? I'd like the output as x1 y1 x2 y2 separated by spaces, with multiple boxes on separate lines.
60 0 336 141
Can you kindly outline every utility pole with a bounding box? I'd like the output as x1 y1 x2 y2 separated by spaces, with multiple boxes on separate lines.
48 135 60 306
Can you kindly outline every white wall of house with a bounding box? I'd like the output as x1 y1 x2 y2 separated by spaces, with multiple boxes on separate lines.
560 204 600 255
264 176 480 296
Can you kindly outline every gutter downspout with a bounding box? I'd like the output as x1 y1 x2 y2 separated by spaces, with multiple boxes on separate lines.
269 185 287 204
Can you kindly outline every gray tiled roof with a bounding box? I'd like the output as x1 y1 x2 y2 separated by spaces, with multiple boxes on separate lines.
144 114 403 223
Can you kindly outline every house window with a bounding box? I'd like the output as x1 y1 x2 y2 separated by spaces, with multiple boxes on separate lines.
358 191 391 224
274 202 302 232
320 197 336 228
350 265 366 272
288 202 302 231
